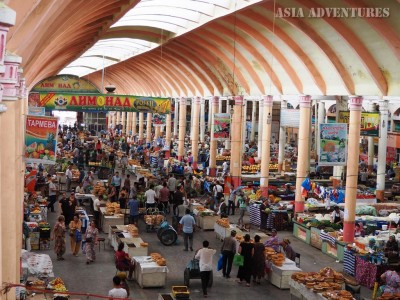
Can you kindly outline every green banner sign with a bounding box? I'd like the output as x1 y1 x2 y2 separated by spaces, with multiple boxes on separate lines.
29 92 171 114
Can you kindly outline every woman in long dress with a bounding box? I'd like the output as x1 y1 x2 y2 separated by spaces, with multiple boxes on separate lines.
52 215 66 261
237 234 254 287
252 235 265 284
84 220 99 264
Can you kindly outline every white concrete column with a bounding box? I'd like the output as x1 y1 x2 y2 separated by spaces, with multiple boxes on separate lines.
218 98 223 116
121 112 126 134
173 98 179 138
376 100 389 201
132 112 137 136
250 100 257 142
260 96 273 197
368 102 377 172
317 101 326 160
146 113 152 143
165 113 172 146
209 96 219 176
191 96 201 168
257 99 263 158
126 112 131 135
138 112 144 142
278 100 287 173
208 99 212 132
230 96 245 188
178 97 187 161
295 95 312 214
242 100 247 152
116 111 121 129
190 99 195 140
112 112 117 130
200 98 205 143
343 96 363 243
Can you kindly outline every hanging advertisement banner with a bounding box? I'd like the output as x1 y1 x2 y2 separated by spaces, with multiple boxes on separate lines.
25 116 58 165
28 107 46 116
319 123 347 166
213 113 231 140
33 92 171 114
153 113 166 127
338 111 380 137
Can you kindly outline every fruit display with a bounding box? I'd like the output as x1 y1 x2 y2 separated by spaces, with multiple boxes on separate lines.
30 279 45 286
216 218 230 228
242 164 260 173
105 202 120 215
25 142 56 161
144 214 164 226
128 159 140 165
150 253 167 266
53 283 68 292
291 267 346 294
126 224 139 237
50 277 64 286
216 155 230 161
31 206 41 213
93 184 107 196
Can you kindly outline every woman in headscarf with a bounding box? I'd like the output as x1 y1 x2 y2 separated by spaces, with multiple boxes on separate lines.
280 238 296 261
252 235 265 284
52 215 66 261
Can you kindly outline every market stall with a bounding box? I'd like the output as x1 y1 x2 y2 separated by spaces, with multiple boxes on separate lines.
214 218 243 240
132 255 168 288
268 258 302 289
100 206 125 234
248 202 293 231
289 267 350 300
108 224 149 257
192 207 218 230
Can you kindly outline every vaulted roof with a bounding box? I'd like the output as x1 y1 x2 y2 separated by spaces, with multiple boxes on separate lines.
6 0 400 97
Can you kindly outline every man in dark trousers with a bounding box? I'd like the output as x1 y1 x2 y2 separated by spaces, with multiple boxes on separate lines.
221 230 237 278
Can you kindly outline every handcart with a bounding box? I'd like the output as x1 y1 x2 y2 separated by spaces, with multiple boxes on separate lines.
144 208 165 232
183 256 213 288
157 220 178 246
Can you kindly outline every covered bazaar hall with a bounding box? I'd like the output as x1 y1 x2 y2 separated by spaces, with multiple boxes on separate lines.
1 0 400 299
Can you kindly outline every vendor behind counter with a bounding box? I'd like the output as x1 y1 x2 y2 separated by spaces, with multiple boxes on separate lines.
331 206 344 226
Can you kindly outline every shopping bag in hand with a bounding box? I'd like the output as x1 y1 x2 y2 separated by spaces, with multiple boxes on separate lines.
233 254 244 267
217 254 223 271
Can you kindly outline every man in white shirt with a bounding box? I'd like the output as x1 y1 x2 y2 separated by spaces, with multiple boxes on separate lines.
93 197 101 229
167 174 177 202
65 165 73 192
154 181 163 200
47 175 57 212
108 276 127 299
144 184 156 209
195 240 216 297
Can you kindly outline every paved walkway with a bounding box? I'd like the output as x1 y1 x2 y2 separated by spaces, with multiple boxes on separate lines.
37 168 373 299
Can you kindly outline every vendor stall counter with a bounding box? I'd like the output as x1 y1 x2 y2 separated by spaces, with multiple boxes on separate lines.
268 258 302 289
100 207 125 233
289 278 327 300
132 256 168 288
193 208 218 231
214 223 243 241
293 221 311 245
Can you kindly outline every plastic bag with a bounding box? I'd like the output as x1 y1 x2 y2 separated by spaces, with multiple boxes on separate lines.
75 230 82 242
217 254 223 271
233 254 244 267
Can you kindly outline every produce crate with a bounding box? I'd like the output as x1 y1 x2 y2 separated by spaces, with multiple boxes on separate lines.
172 286 190 298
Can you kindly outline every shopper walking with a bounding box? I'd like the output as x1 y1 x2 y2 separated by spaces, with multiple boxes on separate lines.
65 165 73 192
85 220 99 264
128 197 139 226
68 213 82 256
179 208 196 251
47 176 58 212
237 191 247 229
195 240 216 298
252 235 265 284
52 215 66 261
227 187 236 216
237 234 254 286
221 230 237 278
144 184 157 209
167 174 177 203
111 171 122 196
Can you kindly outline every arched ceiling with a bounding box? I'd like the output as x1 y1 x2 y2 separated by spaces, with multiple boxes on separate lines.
5 0 400 98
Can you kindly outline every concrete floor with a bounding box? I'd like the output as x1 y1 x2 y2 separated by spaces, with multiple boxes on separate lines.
38 170 373 299
42 206 373 300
